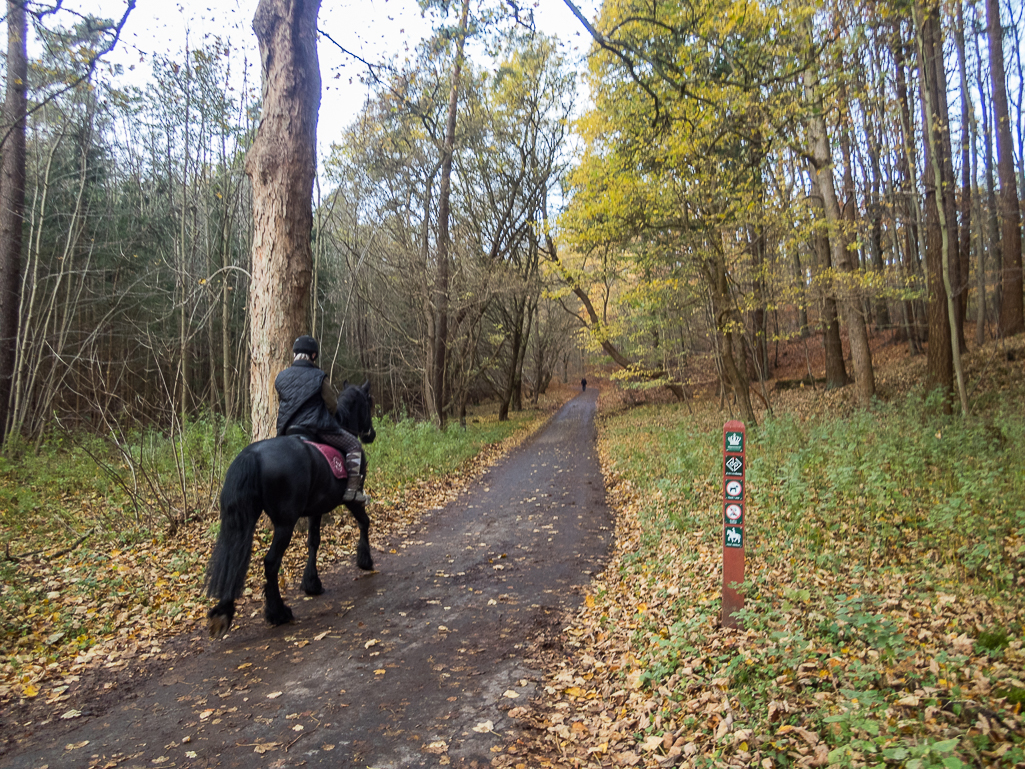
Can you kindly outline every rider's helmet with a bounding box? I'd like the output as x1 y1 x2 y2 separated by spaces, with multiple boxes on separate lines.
293 335 319 357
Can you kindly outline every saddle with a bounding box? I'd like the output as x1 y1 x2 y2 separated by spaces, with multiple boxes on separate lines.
290 433 347 480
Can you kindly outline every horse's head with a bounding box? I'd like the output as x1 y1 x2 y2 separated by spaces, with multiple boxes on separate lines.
337 379 376 445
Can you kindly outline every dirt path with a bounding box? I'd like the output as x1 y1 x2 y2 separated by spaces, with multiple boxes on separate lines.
4 389 612 769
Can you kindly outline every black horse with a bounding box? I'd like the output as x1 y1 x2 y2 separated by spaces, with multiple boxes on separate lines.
204 380 376 639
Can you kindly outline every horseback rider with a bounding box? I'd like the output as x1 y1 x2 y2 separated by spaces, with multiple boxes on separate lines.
275 335 366 503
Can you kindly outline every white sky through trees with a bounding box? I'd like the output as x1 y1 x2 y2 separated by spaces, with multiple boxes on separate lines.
80 0 597 153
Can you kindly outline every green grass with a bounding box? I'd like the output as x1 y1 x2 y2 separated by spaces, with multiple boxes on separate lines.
595 387 1025 767
369 410 541 498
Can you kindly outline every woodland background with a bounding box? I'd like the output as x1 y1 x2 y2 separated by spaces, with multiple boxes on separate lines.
0 0 1019 445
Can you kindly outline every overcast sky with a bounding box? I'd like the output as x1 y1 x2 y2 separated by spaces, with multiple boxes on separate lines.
79 0 598 152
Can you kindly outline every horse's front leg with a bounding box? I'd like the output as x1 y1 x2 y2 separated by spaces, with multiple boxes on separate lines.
263 522 295 626
300 513 325 596
346 501 374 571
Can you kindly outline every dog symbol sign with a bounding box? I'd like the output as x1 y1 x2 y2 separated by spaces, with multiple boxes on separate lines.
725 479 743 500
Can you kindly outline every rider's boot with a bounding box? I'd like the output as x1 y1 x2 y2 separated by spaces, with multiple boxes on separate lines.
342 451 366 503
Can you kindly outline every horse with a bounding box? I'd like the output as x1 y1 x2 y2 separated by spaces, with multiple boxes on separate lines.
204 380 376 639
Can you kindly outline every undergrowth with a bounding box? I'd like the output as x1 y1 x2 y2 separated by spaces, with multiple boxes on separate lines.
594 383 1025 767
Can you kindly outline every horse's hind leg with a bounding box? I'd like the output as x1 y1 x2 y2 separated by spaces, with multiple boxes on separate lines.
346 502 374 571
263 523 296 626
300 514 325 596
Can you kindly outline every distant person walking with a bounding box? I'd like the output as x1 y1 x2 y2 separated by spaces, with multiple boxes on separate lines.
581 377 587 391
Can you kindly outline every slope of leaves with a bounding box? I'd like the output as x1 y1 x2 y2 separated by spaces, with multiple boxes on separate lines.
507 339 1025 768
0 387 573 720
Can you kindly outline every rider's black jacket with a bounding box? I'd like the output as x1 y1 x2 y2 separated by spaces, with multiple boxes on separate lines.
274 360 340 437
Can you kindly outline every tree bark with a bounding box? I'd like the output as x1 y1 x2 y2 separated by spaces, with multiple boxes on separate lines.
807 172 850 388
916 1 968 412
804 65 876 406
953 0 973 337
988 0 1024 336
702 246 757 426
430 0 471 430
0 3 31 442
0 0 28 443
916 1 956 400
245 0 322 439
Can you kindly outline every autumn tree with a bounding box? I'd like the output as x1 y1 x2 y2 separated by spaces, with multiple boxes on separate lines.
987 0 1024 337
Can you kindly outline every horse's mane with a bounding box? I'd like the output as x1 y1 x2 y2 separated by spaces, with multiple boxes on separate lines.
336 381 370 433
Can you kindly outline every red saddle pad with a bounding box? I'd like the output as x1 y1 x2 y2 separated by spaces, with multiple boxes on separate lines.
304 440 347 479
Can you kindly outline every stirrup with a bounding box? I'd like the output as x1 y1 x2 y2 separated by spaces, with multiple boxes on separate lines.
342 487 367 504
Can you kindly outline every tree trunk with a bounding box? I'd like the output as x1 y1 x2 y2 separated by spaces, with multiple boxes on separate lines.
0 0 28 444
954 0 973 337
804 63 875 405
430 0 471 429
916 1 968 412
807 172 850 388
703 247 757 426
245 0 322 439
892 34 928 351
988 0 1025 336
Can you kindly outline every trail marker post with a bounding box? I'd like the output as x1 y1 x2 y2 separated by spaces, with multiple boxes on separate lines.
722 420 745 628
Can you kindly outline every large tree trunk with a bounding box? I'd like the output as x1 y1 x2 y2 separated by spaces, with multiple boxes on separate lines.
988 0 1024 337
916 1 957 400
245 0 322 439
429 0 471 430
807 172 850 388
0 0 27 443
804 65 876 406
953 0 973 338
703 246 757 426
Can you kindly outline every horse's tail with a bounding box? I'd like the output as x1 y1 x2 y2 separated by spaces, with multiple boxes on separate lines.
205 447 262 602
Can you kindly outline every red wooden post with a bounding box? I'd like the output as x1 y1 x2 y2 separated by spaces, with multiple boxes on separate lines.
722 420 745 628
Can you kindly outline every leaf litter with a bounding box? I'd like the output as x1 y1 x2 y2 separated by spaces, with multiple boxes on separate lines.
496 335 1025 768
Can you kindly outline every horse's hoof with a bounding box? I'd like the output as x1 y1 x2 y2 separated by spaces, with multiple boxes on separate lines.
301 579 324 596
266 605 295 626
208 613 232 640
208 602 235 639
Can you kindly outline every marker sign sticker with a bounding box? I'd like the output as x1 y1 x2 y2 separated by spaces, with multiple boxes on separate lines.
725 431 744 453
722 420 746 629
